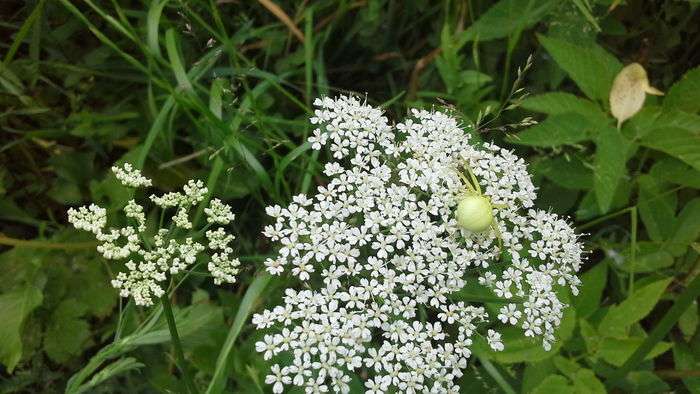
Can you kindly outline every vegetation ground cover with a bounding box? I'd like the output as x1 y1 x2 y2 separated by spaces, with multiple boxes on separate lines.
1 0 700 393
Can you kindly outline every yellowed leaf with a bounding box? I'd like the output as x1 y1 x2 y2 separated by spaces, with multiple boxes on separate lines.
609 63 664 128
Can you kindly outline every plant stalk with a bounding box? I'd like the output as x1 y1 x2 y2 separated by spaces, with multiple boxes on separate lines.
160 294 198 394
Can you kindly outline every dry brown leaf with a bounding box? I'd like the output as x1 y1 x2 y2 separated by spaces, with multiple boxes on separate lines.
609 63 664 129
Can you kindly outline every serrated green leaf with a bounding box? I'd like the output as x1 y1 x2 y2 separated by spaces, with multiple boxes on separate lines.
620 242 674 273
552 356 580 379
598 278 672 338
538 34 623 102
572 369 606 394
638 174 677 242
522 358 557 393
664 66 700 114
650 158 700 189
598 337 672 366
521 92 608 124
457 0 556 45
640 127 700 172
509 113 591 147
43 299 91 363
572 261 607 318
0 286 43 372
531 375 571 394
667 198 700 256
624 371 671 394
593 126 630 213
533 156 593 190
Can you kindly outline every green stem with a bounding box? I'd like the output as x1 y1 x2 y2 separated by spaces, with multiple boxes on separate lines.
160 294 198 394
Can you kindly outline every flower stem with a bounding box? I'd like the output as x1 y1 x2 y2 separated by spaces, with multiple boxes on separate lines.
160 293 198 394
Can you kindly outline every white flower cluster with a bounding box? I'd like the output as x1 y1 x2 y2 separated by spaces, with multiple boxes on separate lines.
253 96 583 393
112 162 152 188
68 164 241 306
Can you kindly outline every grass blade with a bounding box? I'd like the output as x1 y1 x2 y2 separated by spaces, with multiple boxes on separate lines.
206 272 272 394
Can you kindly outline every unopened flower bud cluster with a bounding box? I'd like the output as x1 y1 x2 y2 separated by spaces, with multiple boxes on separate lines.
68 164 241 306
254 96 583 393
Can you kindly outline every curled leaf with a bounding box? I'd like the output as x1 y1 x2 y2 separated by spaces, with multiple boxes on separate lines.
609 63 664 128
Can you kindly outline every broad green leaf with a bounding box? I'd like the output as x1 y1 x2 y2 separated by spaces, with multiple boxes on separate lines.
650 158 700 189
624 371 671 393
640 127 700 172
572 261 607 318
664 66 700 114
598 337 672 366
667 198 700 256
508 113 591 147
552 356 580 379
572 369 606 394
522 358 557 393
457 0 555 45
637 174 677 242
678 301 698 341
44 299 91 363
538 34 623 102
532 156 593 190
598 278 672 337
593 126 630 213
620 242 674 273
0 287 43 372
531 375 571 394
579 319 601 356
521 92 608 124
576 182 632 221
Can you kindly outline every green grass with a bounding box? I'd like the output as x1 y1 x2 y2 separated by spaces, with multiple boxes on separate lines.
1 1 700 393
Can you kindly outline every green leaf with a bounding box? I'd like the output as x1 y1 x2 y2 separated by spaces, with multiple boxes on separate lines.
624 371 671 394
522 358 557 393
598 337 672 366
509 113 591 147
207 273 272 394
0 286 43 372
593 126 630 213
531 375 571 394
620 242 674 273
521 92 608 124
637 174 677 242
598 278 672 338
533 156 593 190
572 261 607 319
664 66 700 114
552 356 580 379
673 340 700 393
678 300 698 341
667 198 700 256
44 299 91 363
650 158 700 189
457 0 556 45
572 369 606 394
640 127 700 172
538 34 623 102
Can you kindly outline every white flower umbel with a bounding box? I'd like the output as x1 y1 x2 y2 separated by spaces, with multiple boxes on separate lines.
253 96 584 393
68 165 242 306
112 163 152 188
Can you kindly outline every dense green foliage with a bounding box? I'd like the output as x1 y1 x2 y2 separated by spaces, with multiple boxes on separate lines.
1 0 700 392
